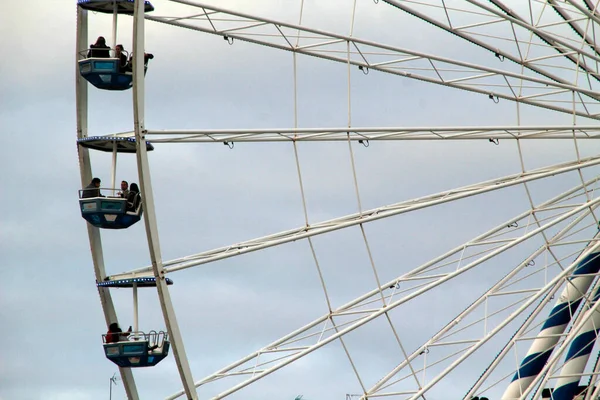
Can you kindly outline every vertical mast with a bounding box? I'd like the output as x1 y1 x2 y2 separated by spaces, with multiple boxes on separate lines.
76 3 139 399
131 0 198 398
112 0 118 50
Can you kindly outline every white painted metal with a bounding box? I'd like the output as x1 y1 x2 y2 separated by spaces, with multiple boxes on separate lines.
565 0 600 30
109 154 600 280
145 1 600 119
539 279 600 399
111 140 117 192
164 193 600 399
112 0 118 50
547 0 599 56
131 1 197 398
353 216 596 398
468 0 600 66
516 274 600 400
133 283 138 333
76 6 139 400
400 0 600 82
93 125 600 143
143 125 600 143
380 0 594 87
76 1 600 398
397 210 599 400
504 248 599 398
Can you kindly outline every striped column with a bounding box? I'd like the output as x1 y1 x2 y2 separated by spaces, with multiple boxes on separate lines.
551 285 600 400
502 252 600 399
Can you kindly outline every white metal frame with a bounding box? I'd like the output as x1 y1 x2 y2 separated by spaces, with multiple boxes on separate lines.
144 0 600 119
75 5 139 400
162 177 600 399
83 125 600 143
145 124 600 143
131 1 198 398
77 1 198 398
381 0 600 82
77 0 600 399
110 154 600 280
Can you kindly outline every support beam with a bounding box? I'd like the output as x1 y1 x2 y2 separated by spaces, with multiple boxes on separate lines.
502 251 600 399
108 153 600 280
76 6 139 400
551 284 600 399
392 209 599 400
144 1 600 119
142 125 600 143
165 193 600 400
548 0 600 60
382 0 600 86
131 1 197 398
485 0 600 81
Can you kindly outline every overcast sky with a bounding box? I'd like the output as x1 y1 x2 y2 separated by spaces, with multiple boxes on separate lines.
4 1 600 400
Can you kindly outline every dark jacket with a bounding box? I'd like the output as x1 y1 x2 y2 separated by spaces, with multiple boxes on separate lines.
118 52 128 72
82 183 101 198
126 191 141 212
87 43 110 58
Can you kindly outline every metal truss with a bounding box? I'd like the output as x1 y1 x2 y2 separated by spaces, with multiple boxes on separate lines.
103 2 600 398
109 153 600 281
162 175 600 399
382 0 600 85
141 125 600 143
520 277 600 400
77 1 600 399
364 222 600 399
143 1 600 119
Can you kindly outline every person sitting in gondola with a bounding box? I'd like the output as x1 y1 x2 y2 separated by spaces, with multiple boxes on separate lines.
126 183 141 212
126 52 154 72
117 180 129 198
115 44 129 73
82 177 104 198
106 323 132 343
87 36 110 58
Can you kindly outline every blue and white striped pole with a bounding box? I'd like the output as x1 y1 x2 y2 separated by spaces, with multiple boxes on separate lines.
502 251 600 399
550 285 600 400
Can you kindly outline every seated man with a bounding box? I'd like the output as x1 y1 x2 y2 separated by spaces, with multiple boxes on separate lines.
117 180 129 198
82 177 103 198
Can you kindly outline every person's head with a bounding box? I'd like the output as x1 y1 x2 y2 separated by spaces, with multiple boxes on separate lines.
91 177 101 187
115 44 124 52
95 36 106 46
130 183 139 193
108 322 119 332
121 181 128 191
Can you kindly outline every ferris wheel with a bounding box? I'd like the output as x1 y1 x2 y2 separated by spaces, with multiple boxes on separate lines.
75 0 600 399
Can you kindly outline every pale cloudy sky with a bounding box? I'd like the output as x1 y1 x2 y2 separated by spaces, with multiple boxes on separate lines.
3 1 600 399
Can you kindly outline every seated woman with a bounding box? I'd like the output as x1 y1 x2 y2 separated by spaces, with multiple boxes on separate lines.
106 323 132 343
115 44 129 73
126 183 141 212
87 36 110 58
